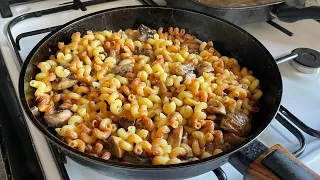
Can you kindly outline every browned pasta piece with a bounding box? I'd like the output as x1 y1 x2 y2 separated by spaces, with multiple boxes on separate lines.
69 139 86 152
92 128 111 140
100 151 111 160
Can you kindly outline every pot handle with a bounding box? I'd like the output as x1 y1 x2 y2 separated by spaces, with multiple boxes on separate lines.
230 140 320 180
274 5 320 23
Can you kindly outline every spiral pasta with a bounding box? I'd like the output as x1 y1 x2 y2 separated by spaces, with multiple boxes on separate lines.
29 25 262 165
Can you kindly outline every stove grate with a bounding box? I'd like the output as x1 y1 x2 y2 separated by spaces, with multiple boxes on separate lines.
16 26 62 50
0 127 10 180
267 20 294 36
4 0 316 179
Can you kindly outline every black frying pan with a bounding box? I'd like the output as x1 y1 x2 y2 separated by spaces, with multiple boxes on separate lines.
166 0 320 25
18 6 319 179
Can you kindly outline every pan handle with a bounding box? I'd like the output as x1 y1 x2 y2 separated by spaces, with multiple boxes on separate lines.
229 140 320 179
273 4 320 23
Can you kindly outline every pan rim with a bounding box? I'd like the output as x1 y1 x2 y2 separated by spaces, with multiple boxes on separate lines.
18 5 282 170
187 0 284 9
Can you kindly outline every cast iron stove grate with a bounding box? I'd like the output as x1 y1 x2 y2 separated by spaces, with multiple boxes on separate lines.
4 0 319 179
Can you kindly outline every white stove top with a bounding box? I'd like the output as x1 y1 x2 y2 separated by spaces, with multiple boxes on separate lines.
0 0 320 179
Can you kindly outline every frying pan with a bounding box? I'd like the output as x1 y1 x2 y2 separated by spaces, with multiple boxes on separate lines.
166 0 320 25
18 6 319 179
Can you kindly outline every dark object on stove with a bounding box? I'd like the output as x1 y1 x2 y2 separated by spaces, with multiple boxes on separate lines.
18 6 320 180
292 48 320 68
267 20 294 36
166 0 320 25
290 48 320 74
275 47 320 74
0 51 45 180
0 1 12 18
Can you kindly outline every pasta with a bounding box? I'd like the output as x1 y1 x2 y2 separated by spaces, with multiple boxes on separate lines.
29 25 263 165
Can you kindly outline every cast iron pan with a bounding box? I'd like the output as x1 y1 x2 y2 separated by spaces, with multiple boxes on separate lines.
18 6 319 179
166 0 320 25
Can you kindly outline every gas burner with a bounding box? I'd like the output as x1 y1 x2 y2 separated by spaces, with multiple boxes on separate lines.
290 48 320 74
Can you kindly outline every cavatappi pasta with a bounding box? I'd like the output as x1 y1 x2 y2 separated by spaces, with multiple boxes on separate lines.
29 25 262 165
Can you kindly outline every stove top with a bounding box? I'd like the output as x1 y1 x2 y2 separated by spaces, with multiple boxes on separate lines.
0 50 44 180
0 0 320 179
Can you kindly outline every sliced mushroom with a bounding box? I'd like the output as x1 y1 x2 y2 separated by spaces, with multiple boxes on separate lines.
196 61 214 76
171 64 196 84
112 64 134 76
44 110 72 127
206 99 226 115
214 143 231 151
137 24 156 42
220 111 251 136
207 142 231 153
52 73 78 90
108 136 125 158
180 154 198 162
119 117 135 130
214 123 221 130
206 142 215 154
123 152 151 164
184 73 196 83
167 125 183 148
223 133 246 145
171 64 195 76
134 48 154 58
181 39 200 54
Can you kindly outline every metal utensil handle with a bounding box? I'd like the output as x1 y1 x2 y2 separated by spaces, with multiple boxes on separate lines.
276 52 298 64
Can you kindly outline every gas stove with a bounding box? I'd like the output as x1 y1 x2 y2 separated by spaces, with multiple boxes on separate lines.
0 0 320 179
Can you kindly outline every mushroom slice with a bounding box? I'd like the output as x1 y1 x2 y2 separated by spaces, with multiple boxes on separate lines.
137 24 156 42
181 39 200 54
52 74 78 90
123 152 151 164
44 110 72 127
206 99 226 115
196 61 214 76
119 117 135 130
167 125 183 148
171 64 195 76
223 133 246 145
184 73 196 83
220 111 251 136
108 136 125 158
112 64 134 76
